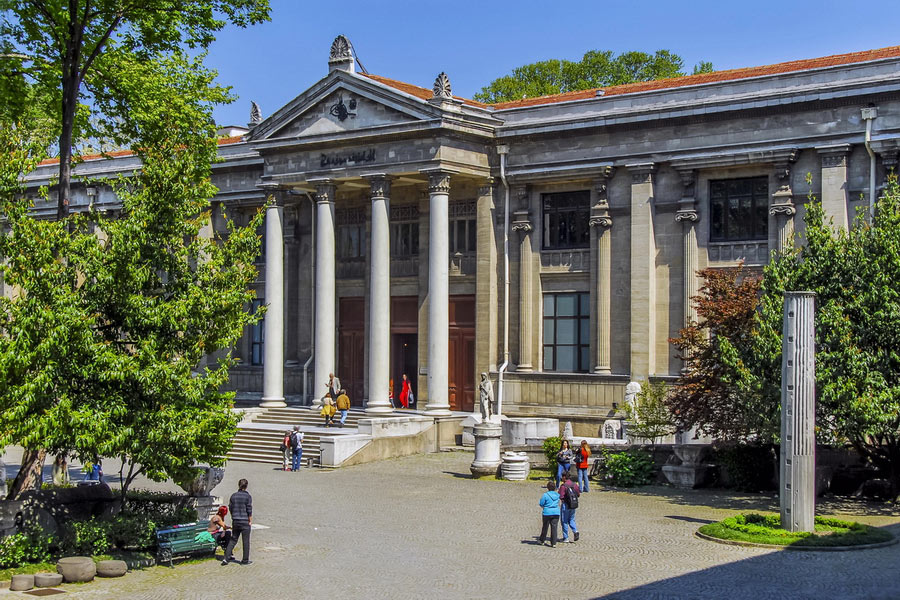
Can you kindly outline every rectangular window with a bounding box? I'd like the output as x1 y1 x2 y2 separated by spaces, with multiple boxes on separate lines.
709 177 769 242
338 224 366 259
542 292 590 373
391 222 419 257
542 190 591 250
251 299 264 366
450 217 476 253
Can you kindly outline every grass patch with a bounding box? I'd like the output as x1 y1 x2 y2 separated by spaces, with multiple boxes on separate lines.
0 561 58 581
698 513 894 547
477 467 554 482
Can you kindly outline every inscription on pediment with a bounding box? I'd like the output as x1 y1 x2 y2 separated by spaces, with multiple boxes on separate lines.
276 91 417 138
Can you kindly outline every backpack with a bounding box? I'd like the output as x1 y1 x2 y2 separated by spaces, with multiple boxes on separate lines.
564 484 579 509
290 431 302 450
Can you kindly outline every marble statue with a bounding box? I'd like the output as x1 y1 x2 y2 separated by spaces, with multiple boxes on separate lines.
479 372 494 421
624 381 642 417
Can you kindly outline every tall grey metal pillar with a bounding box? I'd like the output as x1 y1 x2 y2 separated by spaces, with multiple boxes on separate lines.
780 291 816 532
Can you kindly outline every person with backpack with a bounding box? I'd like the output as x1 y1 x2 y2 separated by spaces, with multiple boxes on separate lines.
280 430 291 471
559 471 581 543
290 426 304 471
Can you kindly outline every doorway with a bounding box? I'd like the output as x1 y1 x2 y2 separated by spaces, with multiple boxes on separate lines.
391 333 418 408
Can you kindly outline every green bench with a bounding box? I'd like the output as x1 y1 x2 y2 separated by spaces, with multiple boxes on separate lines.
155 521 218 567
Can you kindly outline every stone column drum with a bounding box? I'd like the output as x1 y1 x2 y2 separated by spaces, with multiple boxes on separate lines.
676 170 700 329
780 291 816 532
470 421 503 477
512 201 534 372
312 181 337 408
424 171 452 416
261 195 286 408
366 175 393 414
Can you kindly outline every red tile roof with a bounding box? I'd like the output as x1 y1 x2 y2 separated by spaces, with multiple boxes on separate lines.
367 45 900 111
37 135 246 166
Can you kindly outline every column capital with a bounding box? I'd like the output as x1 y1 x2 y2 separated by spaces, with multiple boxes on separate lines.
589 215 613 228
310 179 337 203
423 169 453 194
627 163 655 184
593 168 614 201
817 144 851 168
477 178 495 198
511 209 533 234
364 174 392 199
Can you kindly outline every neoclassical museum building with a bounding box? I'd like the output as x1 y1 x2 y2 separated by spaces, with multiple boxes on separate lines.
24 37 900 429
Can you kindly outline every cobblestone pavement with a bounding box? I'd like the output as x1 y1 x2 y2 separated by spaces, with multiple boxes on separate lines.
5 451 900 600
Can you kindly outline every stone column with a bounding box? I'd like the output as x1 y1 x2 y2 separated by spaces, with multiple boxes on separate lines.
675 170 700 327
770 162 796 253
590 170 614 374
818 145 850 231
511 186 533 372
474 180 498 376
780 291 816 532
312 180 337 408
628 164 656 379
365 175 393 414
261 194 286 408
424 170 452 415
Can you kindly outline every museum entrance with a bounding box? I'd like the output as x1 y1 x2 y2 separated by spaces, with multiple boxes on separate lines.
390 296 418 408
449 295 475 412
338 296 365 407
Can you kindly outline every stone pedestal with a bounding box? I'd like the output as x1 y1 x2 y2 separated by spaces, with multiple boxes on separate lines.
500 452 530 481
470 422 502 477
662 444 712 489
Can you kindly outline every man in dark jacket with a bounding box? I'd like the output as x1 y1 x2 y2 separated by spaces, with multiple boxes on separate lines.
223 478 253 565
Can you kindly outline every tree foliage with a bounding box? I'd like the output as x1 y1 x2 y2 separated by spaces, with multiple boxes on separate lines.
0 0 270 218
0 8 265 500
474 50 713 103
623 380 677 444
666 265 776 442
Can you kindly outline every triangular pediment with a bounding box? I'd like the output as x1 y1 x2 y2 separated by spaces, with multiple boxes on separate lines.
250 71 440 141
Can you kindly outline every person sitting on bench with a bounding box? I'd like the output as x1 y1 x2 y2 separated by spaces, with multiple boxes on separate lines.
208 506 232 550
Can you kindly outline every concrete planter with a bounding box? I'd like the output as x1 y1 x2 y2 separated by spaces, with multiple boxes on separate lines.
10 574 34 591
57 556 97 583
34 572 63 587
97 559 128 577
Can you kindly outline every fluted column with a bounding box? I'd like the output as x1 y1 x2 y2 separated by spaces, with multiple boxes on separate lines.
590 170 613 374
474 180 498 376
312 180 336 408
780 291 816 532
365 175 393 414
770 161 796 253
261 193 286 408
424 170 452 415
512 191 533 372
675 170 700 328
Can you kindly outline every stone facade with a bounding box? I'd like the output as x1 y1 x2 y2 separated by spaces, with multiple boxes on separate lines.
21 41 900 424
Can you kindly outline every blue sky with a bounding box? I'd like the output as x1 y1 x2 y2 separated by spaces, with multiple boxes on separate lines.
207 0 900 127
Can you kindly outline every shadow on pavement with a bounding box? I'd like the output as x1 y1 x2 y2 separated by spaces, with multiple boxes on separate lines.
665 515 715 525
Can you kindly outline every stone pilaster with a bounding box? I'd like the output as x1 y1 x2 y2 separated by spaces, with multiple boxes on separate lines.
675 169 700 328
770 161 796 253
365 175 393 414
311 180 337 408
261 192 286 408
780 291 816 532
817 144 850 231
474 180 498 376
511 186 534 372
590 170 614 375
628 164 656 379
424 170 452 416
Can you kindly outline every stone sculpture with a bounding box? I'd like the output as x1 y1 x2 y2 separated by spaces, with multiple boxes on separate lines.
249 101 262 126
562 421 573 441
624 381 641 417
603 420 621 440
479 372 494 421
432 72 452 100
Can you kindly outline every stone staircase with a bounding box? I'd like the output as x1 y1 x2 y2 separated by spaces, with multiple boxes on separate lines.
226 407 367 467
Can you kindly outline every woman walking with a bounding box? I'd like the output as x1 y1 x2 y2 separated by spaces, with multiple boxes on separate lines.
538 481 561 547
399 373 412 409
576 440 591 492
556 439 574 487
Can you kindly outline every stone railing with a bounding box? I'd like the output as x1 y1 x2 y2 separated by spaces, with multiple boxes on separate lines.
707 241 770 266
496 371 630 419
540 248 591 273
337 259 365 280
390 255 419 278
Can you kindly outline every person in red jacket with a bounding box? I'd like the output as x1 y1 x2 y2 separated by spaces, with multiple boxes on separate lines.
399 373 412 409
576 439 592 492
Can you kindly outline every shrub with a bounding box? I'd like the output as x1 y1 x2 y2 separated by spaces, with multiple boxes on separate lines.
542 437 561 474
715 444 776 492
624 381 677 444
598 448 655 487
59 518 111 556
0 529 52 568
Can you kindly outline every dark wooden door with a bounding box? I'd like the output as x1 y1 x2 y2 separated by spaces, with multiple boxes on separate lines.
338 297 365 407
449 296 476 412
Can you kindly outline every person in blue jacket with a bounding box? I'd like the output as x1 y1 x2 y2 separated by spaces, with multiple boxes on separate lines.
538 480 561 547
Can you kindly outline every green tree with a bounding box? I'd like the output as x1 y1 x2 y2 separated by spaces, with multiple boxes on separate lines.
474 50 713 103
624 380 677 444
0 0 270 219
0 13 265 500
750 180 900 498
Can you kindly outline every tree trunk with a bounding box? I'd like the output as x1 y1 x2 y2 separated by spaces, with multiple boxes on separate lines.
7 448 47 499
